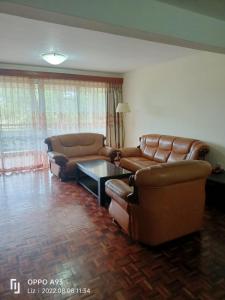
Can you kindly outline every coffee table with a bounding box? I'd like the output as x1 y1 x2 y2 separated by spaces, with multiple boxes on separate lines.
76 160 132 206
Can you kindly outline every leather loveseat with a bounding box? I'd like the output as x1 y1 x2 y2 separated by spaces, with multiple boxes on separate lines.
105 160 212 246
119 134 209 172
45 133 116 180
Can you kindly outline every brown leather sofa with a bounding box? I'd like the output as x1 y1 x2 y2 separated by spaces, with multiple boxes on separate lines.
119 134 209 172
105 160 212 246
45 133 116 180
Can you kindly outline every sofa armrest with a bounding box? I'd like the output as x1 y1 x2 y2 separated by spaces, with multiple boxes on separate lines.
105 179 133 200
44 137 53 151
105 178 139 207
98 146 117 162
119 147 142 158
128 175 135 186
48 151 69 167
187 141 209 160
127 175 139 204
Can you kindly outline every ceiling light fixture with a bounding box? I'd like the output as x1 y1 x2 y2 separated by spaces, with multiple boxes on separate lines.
41 52 67 65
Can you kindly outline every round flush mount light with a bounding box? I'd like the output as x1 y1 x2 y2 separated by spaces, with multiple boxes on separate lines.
41 52 67 65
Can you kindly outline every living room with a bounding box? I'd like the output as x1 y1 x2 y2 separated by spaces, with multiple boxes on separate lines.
0 1 225 299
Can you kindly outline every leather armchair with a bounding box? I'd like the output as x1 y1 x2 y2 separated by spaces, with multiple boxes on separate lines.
105 160 212 246
45 133 117 180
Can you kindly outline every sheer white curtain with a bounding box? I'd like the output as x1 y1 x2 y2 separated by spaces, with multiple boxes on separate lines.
0 76 107 174
0 76 48 174
41 79 106 136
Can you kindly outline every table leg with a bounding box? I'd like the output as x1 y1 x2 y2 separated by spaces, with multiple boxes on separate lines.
98 178 110 207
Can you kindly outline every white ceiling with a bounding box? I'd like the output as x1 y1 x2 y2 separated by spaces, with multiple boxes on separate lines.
0 13 197 74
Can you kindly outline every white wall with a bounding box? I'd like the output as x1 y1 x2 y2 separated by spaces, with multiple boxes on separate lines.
123 51 225 167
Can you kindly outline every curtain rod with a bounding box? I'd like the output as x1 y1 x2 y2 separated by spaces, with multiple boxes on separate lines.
0 68 123 84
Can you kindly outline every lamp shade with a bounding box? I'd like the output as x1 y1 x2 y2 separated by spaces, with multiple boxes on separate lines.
116 103 130 113
41 52 67 65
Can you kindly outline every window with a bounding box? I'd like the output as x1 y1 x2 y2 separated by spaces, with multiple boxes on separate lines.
0 76 107 173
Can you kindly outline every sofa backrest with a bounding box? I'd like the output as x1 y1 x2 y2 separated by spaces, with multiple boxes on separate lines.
140 134 209 162
46 133 104 158
135 160 212 187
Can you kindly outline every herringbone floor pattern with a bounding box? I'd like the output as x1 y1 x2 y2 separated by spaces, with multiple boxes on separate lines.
0 171 224 300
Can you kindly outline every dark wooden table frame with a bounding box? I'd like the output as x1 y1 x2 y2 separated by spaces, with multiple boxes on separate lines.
76 160 132 206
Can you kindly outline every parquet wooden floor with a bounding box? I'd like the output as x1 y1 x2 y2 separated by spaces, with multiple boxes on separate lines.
0 171 224 300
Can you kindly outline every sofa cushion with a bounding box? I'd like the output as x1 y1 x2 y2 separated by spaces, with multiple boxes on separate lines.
153 135 174 162
141 134 160 159
167 137 194 162
120 157 159 172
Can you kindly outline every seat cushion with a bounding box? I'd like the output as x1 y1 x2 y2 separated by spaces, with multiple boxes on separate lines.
120 157 159 172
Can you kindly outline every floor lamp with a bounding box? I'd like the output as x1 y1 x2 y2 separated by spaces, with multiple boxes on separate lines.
116 102 130 147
